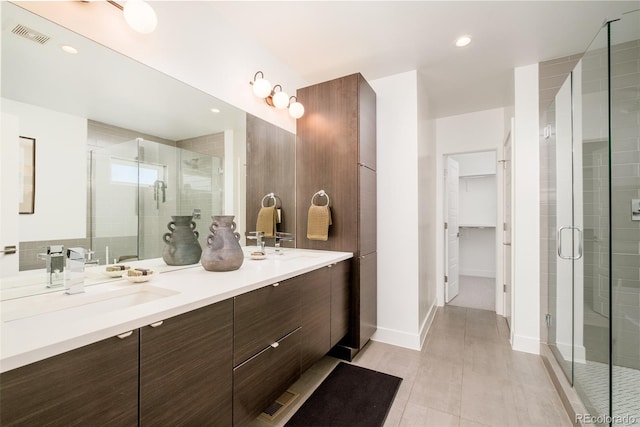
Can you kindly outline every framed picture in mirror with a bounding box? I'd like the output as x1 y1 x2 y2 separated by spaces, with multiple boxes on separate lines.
19 136 35 214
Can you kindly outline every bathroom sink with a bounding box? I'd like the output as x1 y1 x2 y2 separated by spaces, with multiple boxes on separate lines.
2 285 178 326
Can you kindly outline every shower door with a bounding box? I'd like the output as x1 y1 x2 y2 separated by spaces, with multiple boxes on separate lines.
546 18 613 423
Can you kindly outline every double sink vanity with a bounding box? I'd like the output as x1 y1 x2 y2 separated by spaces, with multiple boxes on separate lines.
0 248 352 426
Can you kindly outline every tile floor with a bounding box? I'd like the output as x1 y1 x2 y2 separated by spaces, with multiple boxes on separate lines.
447 275 495 311
253 306 572 427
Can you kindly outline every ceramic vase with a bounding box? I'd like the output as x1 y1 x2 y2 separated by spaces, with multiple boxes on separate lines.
162 215 202 266
201 215 244 272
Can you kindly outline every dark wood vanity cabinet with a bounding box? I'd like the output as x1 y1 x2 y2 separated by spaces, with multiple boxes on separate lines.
232 279 303 426
139 299 233 426
299 267 331 372
0 263 349 427
233 279 301 366
0 332 139 426
233 328 301 427
330 260 351 347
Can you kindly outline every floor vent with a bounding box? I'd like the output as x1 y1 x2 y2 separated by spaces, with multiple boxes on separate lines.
260 390 299 421
11 24 50 45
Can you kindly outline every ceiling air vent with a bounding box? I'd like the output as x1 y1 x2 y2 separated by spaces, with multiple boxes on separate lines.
11 24 50 45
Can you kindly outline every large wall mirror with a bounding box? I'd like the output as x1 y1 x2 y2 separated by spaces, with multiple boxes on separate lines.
0 2 275 297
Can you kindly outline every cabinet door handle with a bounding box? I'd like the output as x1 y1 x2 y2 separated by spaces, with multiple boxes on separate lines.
117 331 134 339
150 321 164 328
270 342 280 348
272 283 279 287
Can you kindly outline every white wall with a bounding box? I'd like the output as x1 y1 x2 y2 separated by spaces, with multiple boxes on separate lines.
371 70 436 350
1 99 87 243
512 63 540 354
417 72 438 345
435 108 505 313
17 2 307 134
1 113 20 276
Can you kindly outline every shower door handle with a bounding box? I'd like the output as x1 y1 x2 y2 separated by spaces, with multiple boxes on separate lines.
557 226 583 260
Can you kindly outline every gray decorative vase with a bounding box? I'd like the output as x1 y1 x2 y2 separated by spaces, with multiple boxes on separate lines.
201 215 244 272
162 215 202 266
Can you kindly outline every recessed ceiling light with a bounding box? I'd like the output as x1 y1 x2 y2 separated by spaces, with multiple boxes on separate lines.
210 108 221 114
61 44 78 54
455 35 472 48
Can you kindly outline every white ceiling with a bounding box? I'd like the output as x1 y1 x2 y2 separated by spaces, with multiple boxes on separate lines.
210 0 639 117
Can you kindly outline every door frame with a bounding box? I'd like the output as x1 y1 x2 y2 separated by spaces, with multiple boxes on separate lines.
441 149 504 314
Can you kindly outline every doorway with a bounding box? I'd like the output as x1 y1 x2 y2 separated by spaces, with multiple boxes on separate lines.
444 151 498 311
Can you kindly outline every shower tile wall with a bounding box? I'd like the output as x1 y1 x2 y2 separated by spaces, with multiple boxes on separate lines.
176 132 225 248
581 38 640 370
610 39 640 371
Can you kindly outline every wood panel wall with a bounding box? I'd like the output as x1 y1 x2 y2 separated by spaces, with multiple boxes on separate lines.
245 114 296 247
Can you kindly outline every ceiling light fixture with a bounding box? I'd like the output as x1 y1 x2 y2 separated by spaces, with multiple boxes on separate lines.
107 0 158 34
455 35 472 47
61 45 78 54
250 71 304 119
210 108 221 114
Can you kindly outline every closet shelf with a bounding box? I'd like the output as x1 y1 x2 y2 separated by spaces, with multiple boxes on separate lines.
458 224 496 228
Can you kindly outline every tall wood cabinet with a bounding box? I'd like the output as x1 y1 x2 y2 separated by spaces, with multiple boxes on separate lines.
296 73 377 353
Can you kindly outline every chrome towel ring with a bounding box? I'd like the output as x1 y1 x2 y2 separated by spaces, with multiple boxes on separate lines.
261 192 280 208
311 190 330 207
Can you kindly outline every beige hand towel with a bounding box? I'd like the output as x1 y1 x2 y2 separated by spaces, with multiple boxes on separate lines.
307 205 332 241
256 205 277 237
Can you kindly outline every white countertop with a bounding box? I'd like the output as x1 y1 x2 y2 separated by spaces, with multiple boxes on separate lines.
0 248 352 373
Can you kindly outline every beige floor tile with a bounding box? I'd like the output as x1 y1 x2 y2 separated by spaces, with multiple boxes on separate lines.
460 370 520 426
399 402 460 427
511 382 572 427
459 418 491 427
408 373 463 416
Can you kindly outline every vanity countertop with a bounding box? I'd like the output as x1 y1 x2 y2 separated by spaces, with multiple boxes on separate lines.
0 248 352 373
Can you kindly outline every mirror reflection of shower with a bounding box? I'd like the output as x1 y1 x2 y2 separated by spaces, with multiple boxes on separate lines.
90 134 225 264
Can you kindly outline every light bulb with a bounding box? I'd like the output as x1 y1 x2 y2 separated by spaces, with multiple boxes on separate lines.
123 0 158 34
272 90 290 109
289 101 304 119
252 77 272 98
455 35 472 47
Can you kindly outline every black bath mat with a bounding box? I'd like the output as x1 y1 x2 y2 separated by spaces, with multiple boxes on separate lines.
285 362 402 427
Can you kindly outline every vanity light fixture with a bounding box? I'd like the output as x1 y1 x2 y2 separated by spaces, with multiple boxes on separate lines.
107 0 158 34
251 71 272 98
288 96 305 119
269 85 290 110
455 35 472 47
250 71 304 119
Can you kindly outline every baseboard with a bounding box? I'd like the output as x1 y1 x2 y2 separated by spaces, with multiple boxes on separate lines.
419 301 438 349
554 341 586 364
371 301 438 351
459 269 496 278
371 326 421 350
512 333 540 354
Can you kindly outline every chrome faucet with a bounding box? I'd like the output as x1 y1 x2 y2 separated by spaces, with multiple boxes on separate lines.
38 245 66 287
65 247 93 295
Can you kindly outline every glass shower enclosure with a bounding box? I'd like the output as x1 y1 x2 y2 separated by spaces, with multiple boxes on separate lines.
542 9 639 426
90 138 223 264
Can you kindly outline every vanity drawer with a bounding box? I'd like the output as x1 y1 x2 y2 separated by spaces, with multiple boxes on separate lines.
234 279 301 366
233 328 301 427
